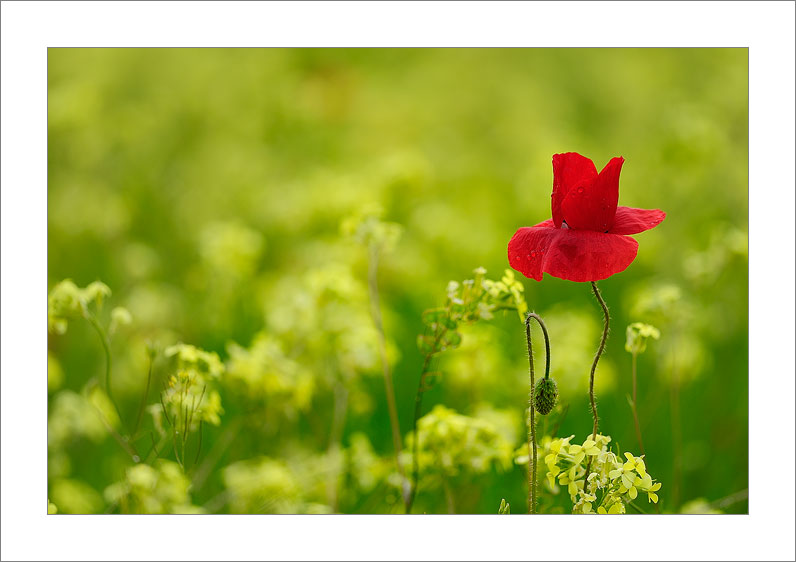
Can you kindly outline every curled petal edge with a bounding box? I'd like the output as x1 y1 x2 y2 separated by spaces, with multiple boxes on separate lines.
608 207 666 235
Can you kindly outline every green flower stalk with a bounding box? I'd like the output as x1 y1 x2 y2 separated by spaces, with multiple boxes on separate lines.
625 322 660 457
407 268 527 513
524 311 553 514
342 208 409 508
588 281 610 441
583 281 610 482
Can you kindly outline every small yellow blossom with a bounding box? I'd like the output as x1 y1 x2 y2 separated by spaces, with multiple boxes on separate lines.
610 452 645 499
636 473 662 503
597 503 623 514
569 437 601 465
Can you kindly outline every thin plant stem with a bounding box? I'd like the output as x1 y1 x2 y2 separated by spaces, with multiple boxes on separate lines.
525 316 538 514
408 352 433 513
192 417 242 492
630 352 646 457
85 313 114 407
588 281 610 440
85 314 138 458
366 244 410 509
172 428 182 468
407 328 445 514
144 432 164 462
626 500 648 514
192 420 204 469
524 312 551 515
186 384 206 437
585 281 610 480
91 399 139 461
159 391 173 428
711 488 748 510
132 352 154 438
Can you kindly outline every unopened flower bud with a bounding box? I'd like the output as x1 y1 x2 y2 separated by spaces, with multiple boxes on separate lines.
533 377 558 415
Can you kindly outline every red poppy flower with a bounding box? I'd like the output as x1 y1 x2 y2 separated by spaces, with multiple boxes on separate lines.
508 153 665 282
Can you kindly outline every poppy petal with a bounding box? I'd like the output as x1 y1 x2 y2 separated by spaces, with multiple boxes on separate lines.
552 153 597 228
561 157 623 232
508 223 638 282
608 206 666 235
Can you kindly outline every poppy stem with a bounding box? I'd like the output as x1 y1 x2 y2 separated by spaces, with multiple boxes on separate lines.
588 281 610 441
584 281 610 480
524 312 551 514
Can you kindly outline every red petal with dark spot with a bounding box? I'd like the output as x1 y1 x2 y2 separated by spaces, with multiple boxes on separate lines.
561 157 623 232
608 206 666 235
508 221 639 282
552 153 597 228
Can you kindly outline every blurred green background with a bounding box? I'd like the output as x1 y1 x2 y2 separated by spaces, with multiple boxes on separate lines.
47 48 748 514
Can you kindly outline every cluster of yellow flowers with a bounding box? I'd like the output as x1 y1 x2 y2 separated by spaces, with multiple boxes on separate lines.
160 343 225 431
542 434 661 514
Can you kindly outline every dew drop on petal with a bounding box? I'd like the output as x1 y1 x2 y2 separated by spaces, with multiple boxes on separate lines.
577 186 584 193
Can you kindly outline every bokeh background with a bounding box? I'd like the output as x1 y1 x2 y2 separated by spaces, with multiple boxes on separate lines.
47 48 748 514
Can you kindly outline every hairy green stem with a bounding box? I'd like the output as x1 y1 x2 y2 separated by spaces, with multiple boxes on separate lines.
588 281 610 441
525 316 538 514
524 312 551 514
584 281 610 481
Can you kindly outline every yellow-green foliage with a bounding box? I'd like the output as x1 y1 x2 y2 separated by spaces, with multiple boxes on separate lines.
222 457 301 514
407 405 514 480
105 460 202 514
